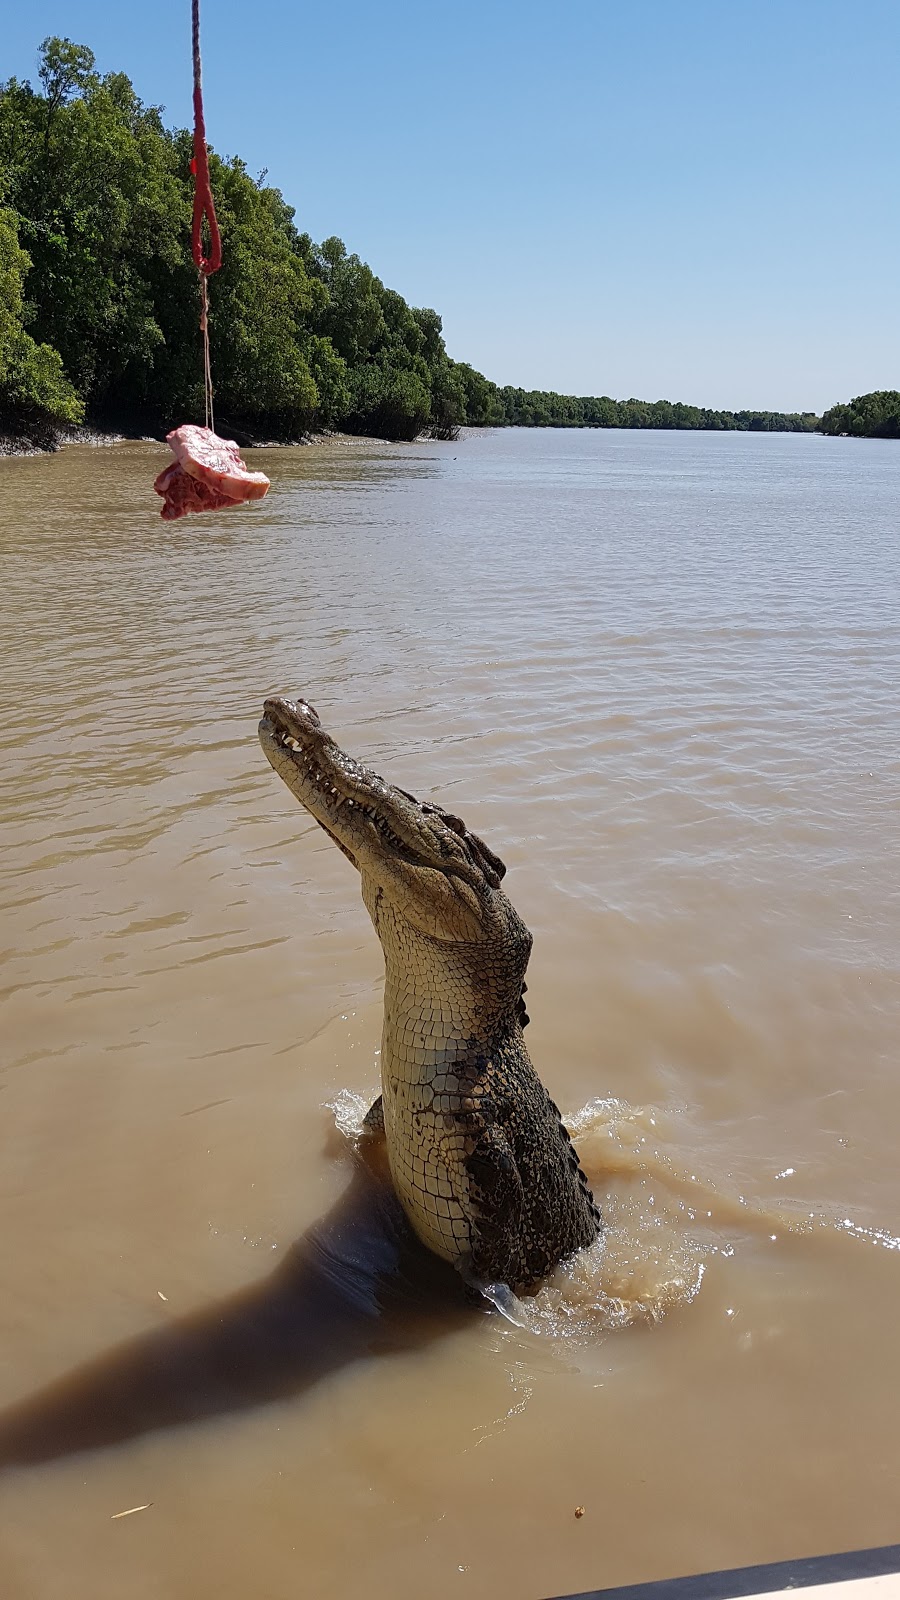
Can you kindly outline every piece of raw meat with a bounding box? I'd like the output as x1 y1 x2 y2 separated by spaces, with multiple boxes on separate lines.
153 460 244 520
154 425 270 519
167 424 270 501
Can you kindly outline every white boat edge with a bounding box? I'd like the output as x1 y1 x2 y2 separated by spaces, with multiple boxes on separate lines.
546 1544 900 1600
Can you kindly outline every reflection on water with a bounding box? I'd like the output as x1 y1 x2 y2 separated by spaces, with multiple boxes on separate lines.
1 429 900 1600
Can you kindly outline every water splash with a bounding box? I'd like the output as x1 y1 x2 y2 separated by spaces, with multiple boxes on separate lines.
327 1086 373 1144
497 1197 709 1342
566 1096 900 1269
326 1090 900 1348
835 1217 900 1252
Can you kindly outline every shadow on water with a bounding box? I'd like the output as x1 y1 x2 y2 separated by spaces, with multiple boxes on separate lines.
0 1156 471 1469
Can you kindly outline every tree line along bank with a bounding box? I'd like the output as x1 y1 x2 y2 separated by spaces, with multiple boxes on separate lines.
0 41 893 448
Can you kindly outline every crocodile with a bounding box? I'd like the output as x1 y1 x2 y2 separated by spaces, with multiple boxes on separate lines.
259 696 601 1290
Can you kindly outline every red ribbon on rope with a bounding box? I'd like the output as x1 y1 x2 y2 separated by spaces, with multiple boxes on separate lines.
190 0 221 276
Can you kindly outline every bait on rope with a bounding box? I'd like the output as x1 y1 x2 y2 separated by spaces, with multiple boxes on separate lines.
153 0 270 520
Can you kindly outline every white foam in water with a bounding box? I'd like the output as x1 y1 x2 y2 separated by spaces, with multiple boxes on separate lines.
513 1212 708 1342
327 1087 371 1143
837 1218 900 1252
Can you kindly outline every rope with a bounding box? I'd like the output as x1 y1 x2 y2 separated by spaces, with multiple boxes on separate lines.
190 0 221 430
199 274 214 431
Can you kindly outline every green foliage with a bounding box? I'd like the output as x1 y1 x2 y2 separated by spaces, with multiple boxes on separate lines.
0 48 188 408
196 157 320 432
300 238 466 438
819 392 900 439
37 37 97 108
347 363 432 441
0 41 444 439
492 387 819 432
0 37 827 443
0 205 83 423
305 334 351 426
452 363 505 426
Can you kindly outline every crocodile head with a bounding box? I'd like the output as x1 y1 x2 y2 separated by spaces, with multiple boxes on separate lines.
259 697 525 958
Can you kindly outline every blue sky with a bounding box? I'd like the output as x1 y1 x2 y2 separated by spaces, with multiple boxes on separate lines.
5 1 899 411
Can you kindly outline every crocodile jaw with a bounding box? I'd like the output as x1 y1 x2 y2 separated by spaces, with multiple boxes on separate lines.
258 695 380 873
259 696 502 942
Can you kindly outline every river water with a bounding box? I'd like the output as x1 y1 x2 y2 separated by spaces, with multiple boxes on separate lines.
1 427 899 1599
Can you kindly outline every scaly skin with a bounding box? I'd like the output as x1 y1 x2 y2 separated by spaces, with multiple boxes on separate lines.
259 697 601 1289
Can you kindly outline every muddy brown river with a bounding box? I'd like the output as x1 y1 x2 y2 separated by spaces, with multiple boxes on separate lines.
1 428 899 1599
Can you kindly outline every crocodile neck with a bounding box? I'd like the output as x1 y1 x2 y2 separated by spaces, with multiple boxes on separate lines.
366 877 523 1089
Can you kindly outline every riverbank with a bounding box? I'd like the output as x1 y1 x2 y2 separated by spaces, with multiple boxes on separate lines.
0 419 370 459
0 420 127 458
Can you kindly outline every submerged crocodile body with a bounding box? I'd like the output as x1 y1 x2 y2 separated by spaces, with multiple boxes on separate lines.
259 697 601 1290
